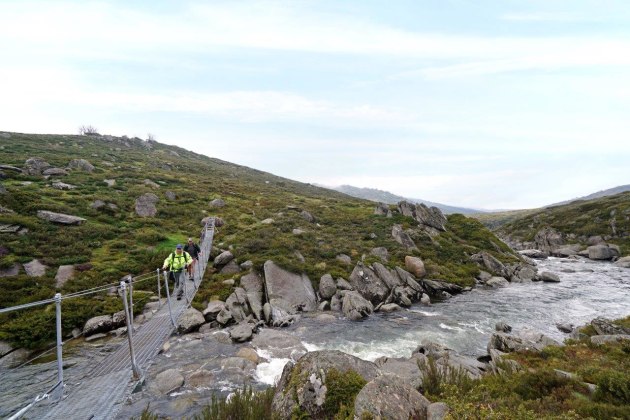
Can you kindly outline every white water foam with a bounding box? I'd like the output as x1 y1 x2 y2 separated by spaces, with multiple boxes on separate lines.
254 348 291 385
407 309 440 316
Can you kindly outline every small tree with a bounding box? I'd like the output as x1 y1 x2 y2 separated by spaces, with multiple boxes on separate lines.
78 125 100 135
146 133 156 142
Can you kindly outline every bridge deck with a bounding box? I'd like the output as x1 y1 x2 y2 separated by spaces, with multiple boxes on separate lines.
39 226 214 420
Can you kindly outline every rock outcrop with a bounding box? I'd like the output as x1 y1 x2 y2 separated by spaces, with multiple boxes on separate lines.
24 157 51 175
398 201 447 232
354 374 431 420
342 291 374 320
272 350 380 419
264 261 317 319
534 227 564 255
68 158 95 172
135 193 159 217
348 263 389 305
37 210 86 225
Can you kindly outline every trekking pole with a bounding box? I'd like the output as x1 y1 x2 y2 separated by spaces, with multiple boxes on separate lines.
163 271 177 328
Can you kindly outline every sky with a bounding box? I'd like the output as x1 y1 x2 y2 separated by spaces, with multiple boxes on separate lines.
1 0 629 210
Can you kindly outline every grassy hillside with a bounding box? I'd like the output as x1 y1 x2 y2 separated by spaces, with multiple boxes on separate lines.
495 192 630 255
0 132 516 348
472 208 539 230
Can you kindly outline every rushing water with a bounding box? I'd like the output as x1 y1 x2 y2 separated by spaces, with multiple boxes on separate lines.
257 257 630 382
2 257 629 418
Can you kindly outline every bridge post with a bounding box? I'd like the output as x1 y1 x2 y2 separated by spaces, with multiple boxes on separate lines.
120 282 142 380
54 293 64 399
156 268 162 307
128 275 134 332
163 271 177 328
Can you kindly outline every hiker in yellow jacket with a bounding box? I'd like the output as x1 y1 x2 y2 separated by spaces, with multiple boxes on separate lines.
162 244 193 300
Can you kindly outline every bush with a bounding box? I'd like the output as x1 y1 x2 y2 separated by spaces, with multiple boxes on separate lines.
78 125 100 135
418 356 475 397
595 369 630 405
193 387 275 420
323 368 367 418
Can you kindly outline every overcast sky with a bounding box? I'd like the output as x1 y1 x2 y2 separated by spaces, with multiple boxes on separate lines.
1 0 629 209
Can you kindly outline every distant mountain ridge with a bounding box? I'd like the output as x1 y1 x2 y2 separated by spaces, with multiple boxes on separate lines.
549 184 630 207
322 184 482 215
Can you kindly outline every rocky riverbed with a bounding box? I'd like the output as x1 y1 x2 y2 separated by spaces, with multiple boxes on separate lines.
117 256 630 418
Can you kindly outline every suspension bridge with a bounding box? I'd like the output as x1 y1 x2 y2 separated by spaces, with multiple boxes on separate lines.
1 218 216 420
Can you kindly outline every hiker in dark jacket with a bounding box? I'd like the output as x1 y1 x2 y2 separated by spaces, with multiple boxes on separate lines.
183 237 201 281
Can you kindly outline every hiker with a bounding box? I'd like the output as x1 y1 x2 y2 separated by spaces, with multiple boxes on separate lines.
162 244 192 300
183 237 201 281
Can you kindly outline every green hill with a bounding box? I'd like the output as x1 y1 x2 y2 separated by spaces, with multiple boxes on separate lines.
495 192 630 255
0 131 517 348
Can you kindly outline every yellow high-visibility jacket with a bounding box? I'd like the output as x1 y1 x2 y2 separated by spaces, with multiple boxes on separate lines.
163 251 192 272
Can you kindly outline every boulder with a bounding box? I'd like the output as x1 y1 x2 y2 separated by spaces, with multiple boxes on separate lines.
370 247 389 262
552 245 582 258
230 323 254 342
319 274 337 300
112 310 127 328
224 288 250 323
336 277 354 291
260 218 274 224
104 179 116 187
507 263 537 283
0 340 14 358
43 167 68 176
23 259 47 277
187 369 214 388
336 254 352 265
219 260 241 275
590 335 630 345
216 308 234 326
272 350 380 419
471 252 506 277
488 330 560 354
534 227 564 254
51 181 76 190
591 317 630 335
213 250 234 267
202 301 225 322
374 202 392 217
68 158 95 172
177 308 205 334
354 374 431 420
414 341 487 379
395 267 424 293
348 263 389 305
264 261 317 316
292 228 305 235
518 249 547 259
495 322 512 333
55 265 75 288
398 201 447 232
539 271 560 283
24 157 51 175
0 263 20 277
405 256 426 278
372 262 402 290
153 369 184 394
427 402 450 420
240 260 254 270
236 347 261 364
342 291 374 320
330 294 342 311
83 315 113 337
391 224 418 250
240 272 264 320
134 193 159 217
301 210 315 223
209 198 225 208
379 303 401 313
375 357 424 389
143 179 160 188
588 244 613 260
421 279 463 296
614 256 630 268
37 210 86 225
556 323 573 333
0 348 32 368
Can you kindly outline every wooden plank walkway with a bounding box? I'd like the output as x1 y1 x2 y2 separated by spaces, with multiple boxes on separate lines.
39 223 215 420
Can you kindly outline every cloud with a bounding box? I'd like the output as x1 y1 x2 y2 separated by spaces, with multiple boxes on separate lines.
500 12 601 22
